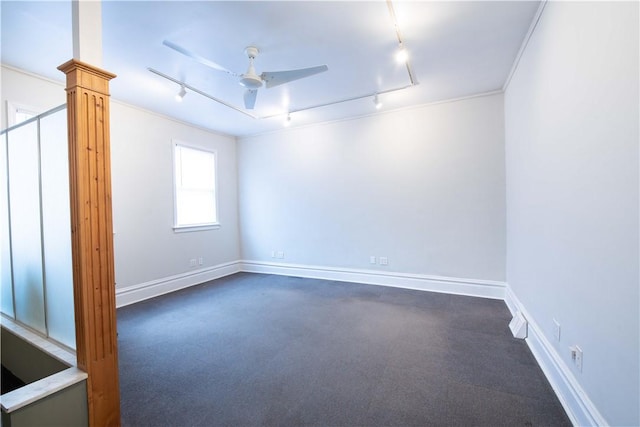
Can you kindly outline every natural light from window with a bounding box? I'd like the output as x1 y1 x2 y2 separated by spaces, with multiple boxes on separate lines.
6 101 39 127
173 143 218 231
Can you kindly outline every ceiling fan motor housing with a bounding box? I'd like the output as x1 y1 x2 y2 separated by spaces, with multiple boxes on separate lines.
240 46 263 89
239 74 263 89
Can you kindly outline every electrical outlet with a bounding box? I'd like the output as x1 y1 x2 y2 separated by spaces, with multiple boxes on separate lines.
379 257 388 266
276 251 284 259
575 347 583 371
189 258 197 267
553 319 561 342
198 257 203 266
370 256 377 264
570 345 583 372
271 251 276 258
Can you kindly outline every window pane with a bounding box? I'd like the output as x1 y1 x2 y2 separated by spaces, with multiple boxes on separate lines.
179 146 215 190
176 190 216 225
15 111 35 125
174 144 217 227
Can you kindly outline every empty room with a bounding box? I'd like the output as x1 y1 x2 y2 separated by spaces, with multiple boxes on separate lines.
0 1 638 426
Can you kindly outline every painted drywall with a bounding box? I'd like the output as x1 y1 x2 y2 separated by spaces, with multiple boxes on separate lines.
504 2 639 425
238 93 506 282
1 328 68 383
109 102 240 288
2 381 88 427
1 65 241 292
0 67 66 129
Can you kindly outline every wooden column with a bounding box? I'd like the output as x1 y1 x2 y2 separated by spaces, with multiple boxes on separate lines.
58 59 120 427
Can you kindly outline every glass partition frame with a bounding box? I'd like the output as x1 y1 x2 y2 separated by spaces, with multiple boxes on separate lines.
0 104 76 349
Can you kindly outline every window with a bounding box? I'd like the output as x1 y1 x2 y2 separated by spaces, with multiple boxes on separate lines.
6 101 39 127
15 110 36 125
173 142 218 231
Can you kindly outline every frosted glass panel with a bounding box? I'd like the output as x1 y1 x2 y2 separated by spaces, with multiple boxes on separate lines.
1 133 14 317
40 110 75 348
7 121 46 333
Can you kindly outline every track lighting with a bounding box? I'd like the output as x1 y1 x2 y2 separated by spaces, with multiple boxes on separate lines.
374 94 382 109
175 85 186 102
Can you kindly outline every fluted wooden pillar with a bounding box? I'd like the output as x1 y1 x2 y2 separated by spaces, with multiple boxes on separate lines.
58 59 120 427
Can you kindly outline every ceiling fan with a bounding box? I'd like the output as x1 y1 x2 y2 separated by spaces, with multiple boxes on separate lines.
163 40 329 110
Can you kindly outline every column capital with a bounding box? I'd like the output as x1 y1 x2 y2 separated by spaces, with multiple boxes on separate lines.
58 59 116 94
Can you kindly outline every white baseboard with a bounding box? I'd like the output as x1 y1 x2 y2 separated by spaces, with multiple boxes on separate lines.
240 260 506 300
116 260 504 308
504 287 607 427
115 261 241 307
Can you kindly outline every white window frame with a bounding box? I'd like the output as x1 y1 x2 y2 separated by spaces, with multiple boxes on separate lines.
6 101 40 128
172 141 220 232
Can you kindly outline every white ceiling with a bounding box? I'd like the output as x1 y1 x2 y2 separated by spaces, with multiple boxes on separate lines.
1 1 540 137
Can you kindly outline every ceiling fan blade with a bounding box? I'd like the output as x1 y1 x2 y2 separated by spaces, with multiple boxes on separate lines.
163 40 239 76
261 65 328 89
244 89 258 109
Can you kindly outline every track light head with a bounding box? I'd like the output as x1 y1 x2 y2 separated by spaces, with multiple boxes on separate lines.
395 44 409 64
175 85 187 102
374 94 382 109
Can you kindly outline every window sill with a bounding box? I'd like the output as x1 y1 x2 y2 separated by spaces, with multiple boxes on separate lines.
173 223 220 233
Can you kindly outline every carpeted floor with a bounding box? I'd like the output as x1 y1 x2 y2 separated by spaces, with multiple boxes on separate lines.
117 272 571 426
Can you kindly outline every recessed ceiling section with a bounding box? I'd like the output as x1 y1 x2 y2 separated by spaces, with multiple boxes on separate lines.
133 1 414 118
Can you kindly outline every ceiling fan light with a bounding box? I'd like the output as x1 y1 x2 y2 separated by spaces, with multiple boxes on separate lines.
175 85 186 102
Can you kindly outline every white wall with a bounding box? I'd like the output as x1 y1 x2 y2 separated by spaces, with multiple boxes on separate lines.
0 67 66 128
238 93 506 283
504 2 639 425
110 103 240 289
1 66 241 296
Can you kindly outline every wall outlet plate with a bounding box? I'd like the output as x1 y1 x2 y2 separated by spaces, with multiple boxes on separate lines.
575 346 583 372
379 257 388 266
370 256 376 264
570 345 583 372
553 318 561 341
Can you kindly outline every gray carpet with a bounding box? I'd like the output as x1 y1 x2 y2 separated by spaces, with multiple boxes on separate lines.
117 272 571 426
